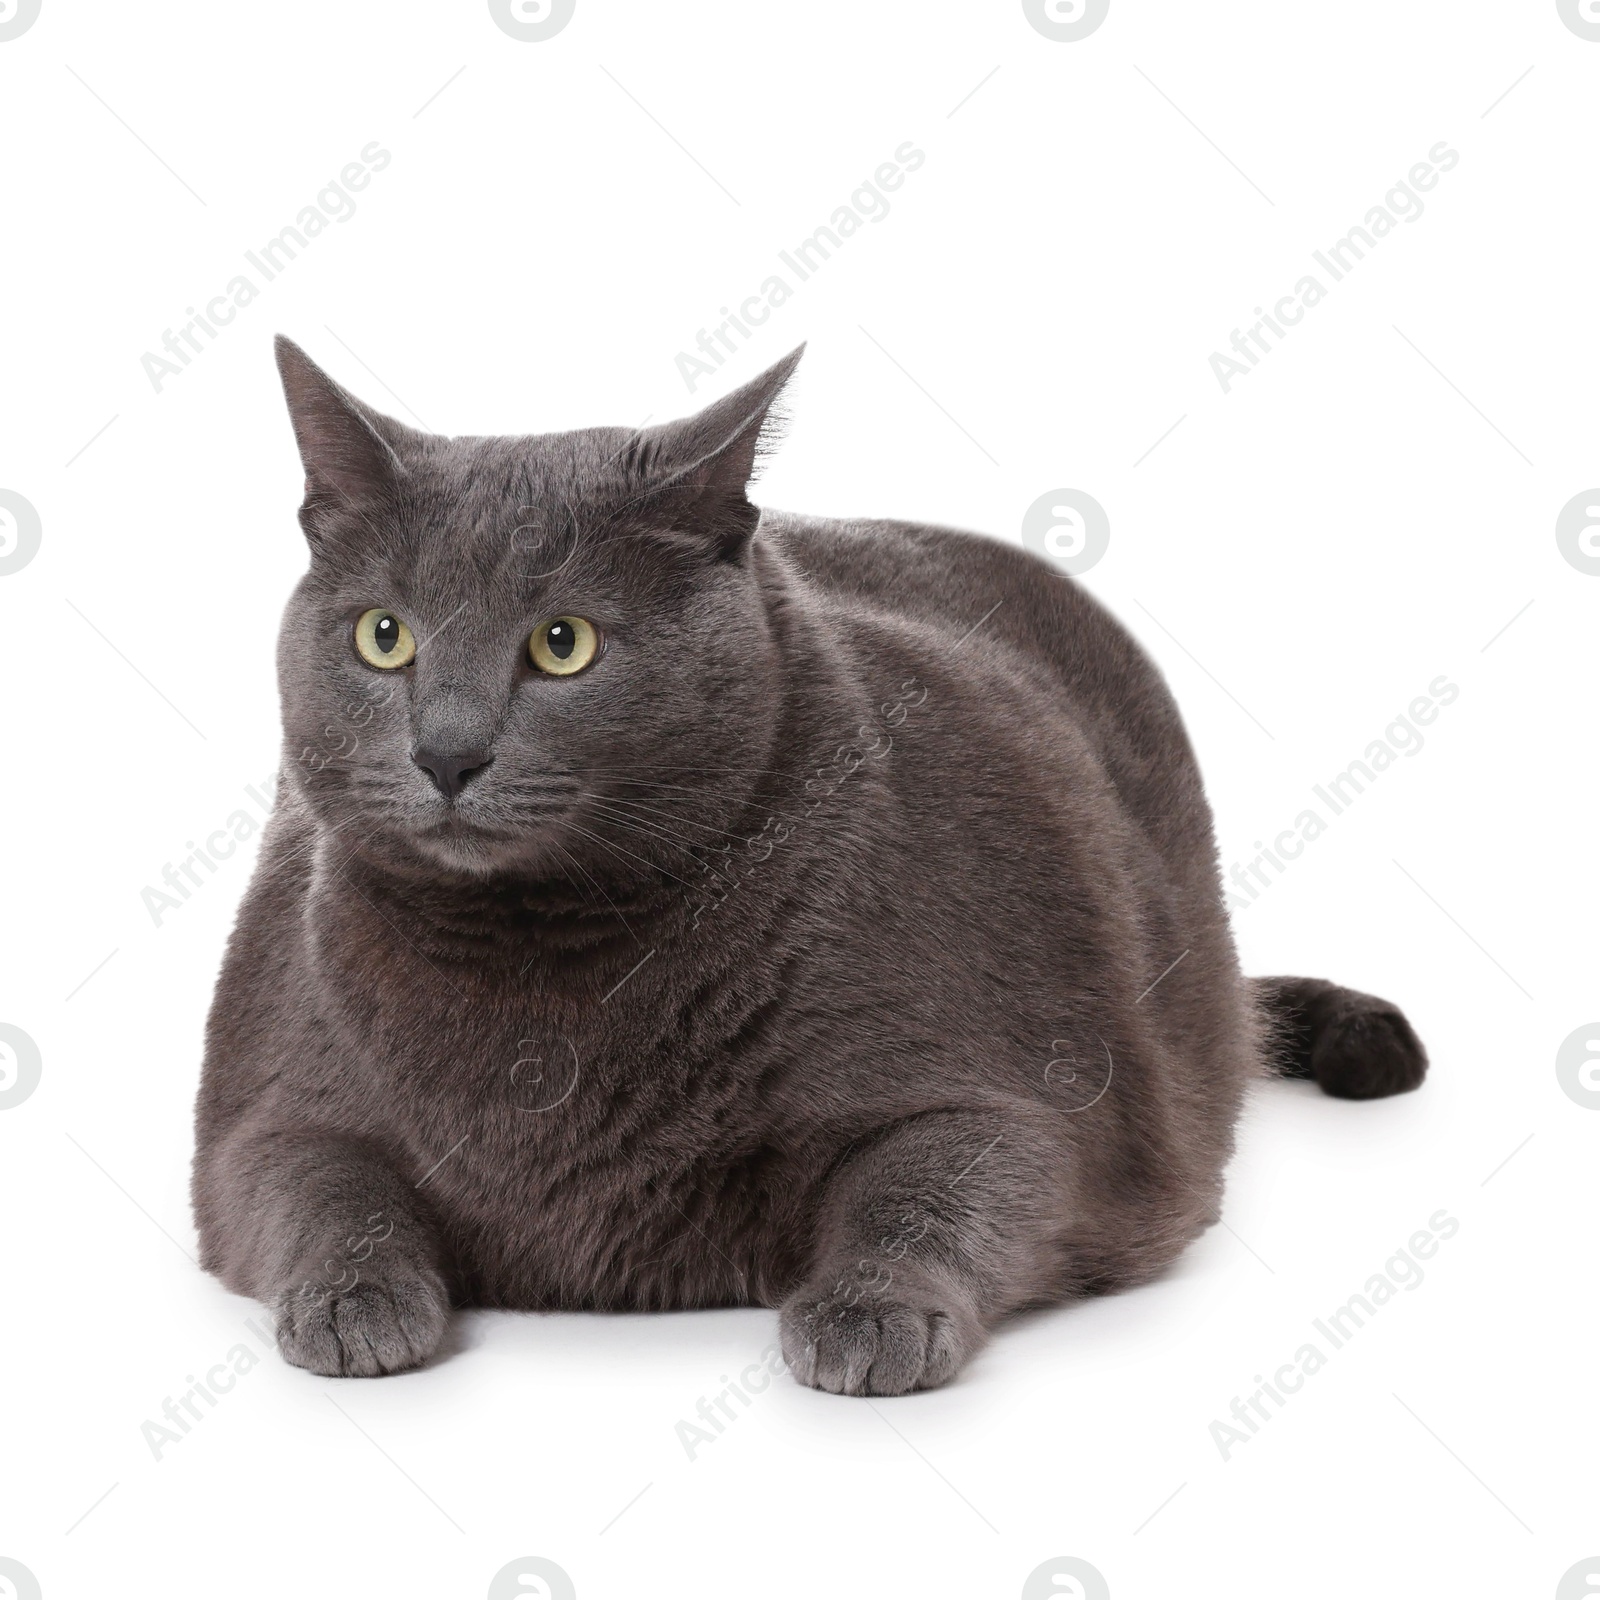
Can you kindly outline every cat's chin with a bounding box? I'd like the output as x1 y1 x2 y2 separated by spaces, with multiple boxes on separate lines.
403 814 563 879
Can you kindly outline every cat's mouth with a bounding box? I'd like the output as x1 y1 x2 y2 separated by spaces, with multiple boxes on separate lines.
418 807 553 842
407 794 577 871
378 771 588 874
422 812 514 839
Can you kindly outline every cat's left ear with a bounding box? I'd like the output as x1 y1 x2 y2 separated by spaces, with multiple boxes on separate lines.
630 345 804 557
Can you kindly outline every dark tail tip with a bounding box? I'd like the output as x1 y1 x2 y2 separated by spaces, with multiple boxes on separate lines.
1255 975 1428 1100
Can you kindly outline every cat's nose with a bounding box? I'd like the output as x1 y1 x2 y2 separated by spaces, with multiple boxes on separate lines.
411 741 493 799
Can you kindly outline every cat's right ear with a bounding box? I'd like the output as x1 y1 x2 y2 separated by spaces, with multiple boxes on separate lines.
274 335 415 538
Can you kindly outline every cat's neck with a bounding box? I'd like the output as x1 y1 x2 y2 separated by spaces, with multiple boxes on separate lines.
310 833 682 958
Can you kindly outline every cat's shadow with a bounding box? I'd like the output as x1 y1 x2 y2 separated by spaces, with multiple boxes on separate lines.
415 1308 488 1370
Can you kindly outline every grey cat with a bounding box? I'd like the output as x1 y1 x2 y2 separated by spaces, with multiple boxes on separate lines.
191 338 1426 1394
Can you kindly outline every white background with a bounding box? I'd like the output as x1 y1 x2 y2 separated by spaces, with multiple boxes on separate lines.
1 2 1595 1597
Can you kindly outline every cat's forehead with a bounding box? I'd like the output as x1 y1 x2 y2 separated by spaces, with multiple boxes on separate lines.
383 427 640 598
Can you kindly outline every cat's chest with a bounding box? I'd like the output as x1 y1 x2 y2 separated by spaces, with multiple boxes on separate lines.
384 998 807 1309
310 898 798 1149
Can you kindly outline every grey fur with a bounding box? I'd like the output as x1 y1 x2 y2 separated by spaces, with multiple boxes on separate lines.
191 339 1427 1393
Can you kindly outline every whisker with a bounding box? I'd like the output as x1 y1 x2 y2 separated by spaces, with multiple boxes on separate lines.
581 794 761 846
584 762 814 781
562 823 703 895
593 779 814 827
585 816 739 879
580 806 729 870
548 839 643 948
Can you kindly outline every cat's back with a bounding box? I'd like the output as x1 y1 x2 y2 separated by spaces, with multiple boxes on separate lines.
757 509 1165 715
755 509 1208 865
759 509 1063 624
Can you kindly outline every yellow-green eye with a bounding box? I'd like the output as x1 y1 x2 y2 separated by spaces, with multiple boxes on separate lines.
354 609 417 669
529 616 599 676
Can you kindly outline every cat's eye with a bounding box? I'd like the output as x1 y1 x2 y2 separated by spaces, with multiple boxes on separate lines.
528 616 599 676
354 609 417 669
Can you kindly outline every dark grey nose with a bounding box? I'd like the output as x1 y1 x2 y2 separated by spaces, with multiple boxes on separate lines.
411 742 493 799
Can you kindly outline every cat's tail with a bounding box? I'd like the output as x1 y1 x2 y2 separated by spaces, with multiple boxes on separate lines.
1252 975 1428 1100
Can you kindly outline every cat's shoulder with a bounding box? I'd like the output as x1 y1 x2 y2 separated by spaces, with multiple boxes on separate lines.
751 509 1173 737
758 508 1029 571
753 508 1116 645
754 509 1085 607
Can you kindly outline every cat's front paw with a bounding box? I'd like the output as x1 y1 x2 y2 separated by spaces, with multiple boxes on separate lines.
274 1257 449 1378
778 1281 977 1396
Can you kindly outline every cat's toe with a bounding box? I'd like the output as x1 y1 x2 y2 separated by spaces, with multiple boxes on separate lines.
275 1264 449 1377
779 1288 973 1396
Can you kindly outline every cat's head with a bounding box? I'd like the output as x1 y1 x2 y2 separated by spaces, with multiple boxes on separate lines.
272 336 802 883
